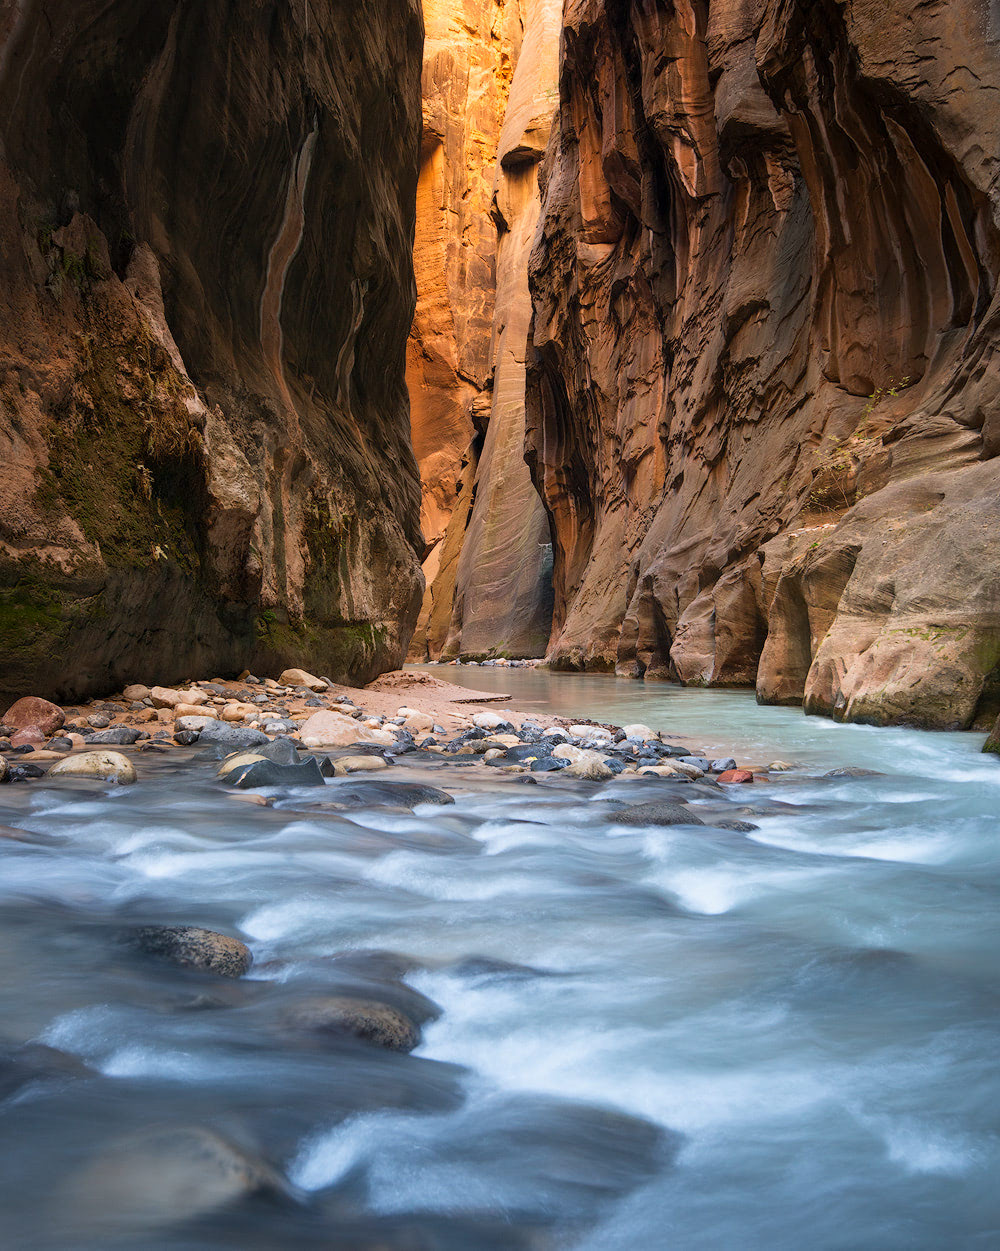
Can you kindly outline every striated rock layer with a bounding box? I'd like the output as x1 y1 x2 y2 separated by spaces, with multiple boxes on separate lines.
0 0 424 704
408 0 558 662
526 0 1000 729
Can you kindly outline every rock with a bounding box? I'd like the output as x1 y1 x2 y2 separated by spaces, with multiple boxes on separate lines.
714 820 760 833
299 710 367 748
2 696 65 736
283 995 421 1052
88 726 143 745
174 702 217 719
0 1042 93 1100
530 756 568 772
984 716 1000 754
226 757 327 789
0 757 7 784
278 668 327 691
711 758 737 773
173 730 201 746
610 802 703 827
399 707 435 732
218 738 301 772
221 702 258 722
823 767 883 779
133 925 252 977
563 757 615 780
717 770 755 785
122 684 151 702
10 727 45 748
61 1126 284 1233
151 687 184 708
196 722 268 750
332 755 389 776
677 756 711 772
327 780 455 808
483 748 504 762
86 713 111 729
173 715 212 732
768 761 797 772
568 724 609 739
622 723 656 742
48 751 137 784
523 0 1000 734
471 711 509 731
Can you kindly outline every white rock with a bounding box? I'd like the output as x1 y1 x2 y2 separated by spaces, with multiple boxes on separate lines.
332 756 388 776
622 723 656 741
362 727 397 746
175 715 216 731
402 710 435 732
150 686 183 708
48 751 137 784
299 710 365 747
553 744 605 764
568 724 609 739
541 727 569 740
472 711 507 730
278 668 327 691
179 688 209 707
563 758 614 780
174 703 218 719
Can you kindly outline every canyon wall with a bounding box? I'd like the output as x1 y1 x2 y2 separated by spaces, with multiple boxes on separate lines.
0 0 425 703
408 0 559 661
526 0 1000 729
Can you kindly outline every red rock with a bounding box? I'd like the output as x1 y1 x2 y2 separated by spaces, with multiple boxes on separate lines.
11 727 45 748
717 770 754 786
3 697 65 736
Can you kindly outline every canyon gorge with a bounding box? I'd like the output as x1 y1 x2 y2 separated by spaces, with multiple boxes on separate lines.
2 0 999 732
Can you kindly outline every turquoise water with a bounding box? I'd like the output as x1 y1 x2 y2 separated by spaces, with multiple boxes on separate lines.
0 671 997 1248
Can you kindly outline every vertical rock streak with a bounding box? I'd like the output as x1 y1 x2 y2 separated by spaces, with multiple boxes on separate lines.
260 121 319 409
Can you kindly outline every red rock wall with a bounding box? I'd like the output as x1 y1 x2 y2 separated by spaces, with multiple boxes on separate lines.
0 0 425 702
526 0 1000 729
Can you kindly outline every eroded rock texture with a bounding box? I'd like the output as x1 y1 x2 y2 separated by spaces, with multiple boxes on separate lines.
0 0 424 703
527 0 1000 728
408 0 558 661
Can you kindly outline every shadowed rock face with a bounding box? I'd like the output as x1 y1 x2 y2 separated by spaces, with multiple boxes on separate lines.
525 0 1000 728
0 0 424 703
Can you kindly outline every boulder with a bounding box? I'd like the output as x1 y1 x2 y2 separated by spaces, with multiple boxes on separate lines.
122 684 151 702
133 925 252 977
610 801 703 827
227 757 327 788
278 668 327 691
61 1126 284 1234
218 738 301 773
88 726 143 745
197 722 269 750
174 702 217 719
283 995 421 1051
150 687 183 708
717 769 754 785
48 751 137 784
299 709 366 747
174 715 215 732
710 758 737 773
2 696 65 736
332 755 389 775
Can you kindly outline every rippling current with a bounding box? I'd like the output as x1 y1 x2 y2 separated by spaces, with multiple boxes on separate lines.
1 668 998 1249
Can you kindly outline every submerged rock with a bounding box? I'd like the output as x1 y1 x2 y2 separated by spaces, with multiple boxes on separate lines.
48 751 137 784
283 995 422 1052
62 1126 286 1234
133 926 253 978
610 801 704 827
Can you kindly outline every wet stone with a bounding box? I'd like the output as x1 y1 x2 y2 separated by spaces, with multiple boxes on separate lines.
610 801 704 827
132 925 253 978
282 996 424 1052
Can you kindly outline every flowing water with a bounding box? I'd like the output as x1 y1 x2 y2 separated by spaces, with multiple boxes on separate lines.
1 668 998 1249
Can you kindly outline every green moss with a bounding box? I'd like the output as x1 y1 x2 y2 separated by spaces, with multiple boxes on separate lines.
36 331 204 573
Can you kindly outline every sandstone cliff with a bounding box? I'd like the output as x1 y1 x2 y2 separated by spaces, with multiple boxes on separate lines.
526 0 1000 729
0 0 424 703
408 0 558 661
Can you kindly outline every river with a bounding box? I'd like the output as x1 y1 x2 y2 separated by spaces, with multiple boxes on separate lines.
1 666 998 1248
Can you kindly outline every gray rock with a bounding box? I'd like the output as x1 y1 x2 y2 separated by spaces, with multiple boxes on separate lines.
88 726 144 745
530 756 568 772
712 819 760 832
710 758 737 773
86 714 111 729
610 801 704 827
262 720 297 733
824 767 884 779
678 756 712 772
326 780 455 808
229 757 327 789
132 926 252 978
197 722 269 750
